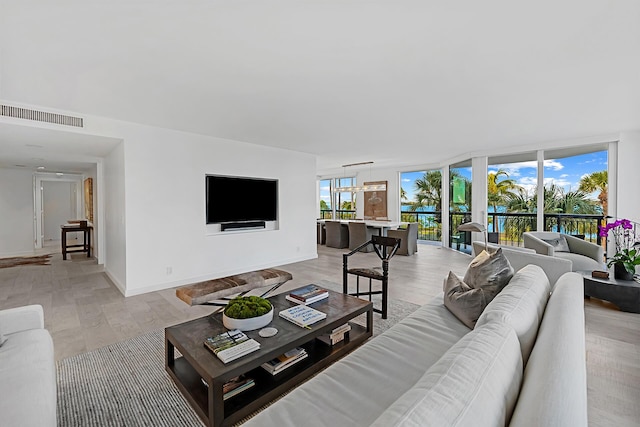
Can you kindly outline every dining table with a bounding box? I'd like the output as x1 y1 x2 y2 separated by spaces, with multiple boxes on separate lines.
316 219 406 237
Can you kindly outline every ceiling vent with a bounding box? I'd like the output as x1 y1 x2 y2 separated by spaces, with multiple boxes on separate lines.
1 104 84 127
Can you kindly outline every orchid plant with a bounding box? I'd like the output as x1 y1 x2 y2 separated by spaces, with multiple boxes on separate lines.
599 219 640 274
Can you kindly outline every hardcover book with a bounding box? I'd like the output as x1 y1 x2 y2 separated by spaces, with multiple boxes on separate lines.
288 285 329 303
204 329 260 363
261 347 308 375
278 305 327 328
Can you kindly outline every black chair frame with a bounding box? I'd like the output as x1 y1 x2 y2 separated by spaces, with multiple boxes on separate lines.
342 235 401 319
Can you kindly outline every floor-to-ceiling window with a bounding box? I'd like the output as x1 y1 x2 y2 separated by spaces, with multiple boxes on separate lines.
542 148 607 244
335 177 357 219
487 153 538 246
449 161 472 252
318 176 357 219
319 179 332 219
400 169 442 242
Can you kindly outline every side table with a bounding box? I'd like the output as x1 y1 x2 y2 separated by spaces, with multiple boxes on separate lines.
60 224 92 260
579 270 640 313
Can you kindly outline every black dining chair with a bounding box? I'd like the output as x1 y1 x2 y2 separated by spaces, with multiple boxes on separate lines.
342 235 401 319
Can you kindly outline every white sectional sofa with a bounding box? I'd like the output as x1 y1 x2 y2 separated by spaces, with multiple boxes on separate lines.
244 250 587 426
0 305 56 427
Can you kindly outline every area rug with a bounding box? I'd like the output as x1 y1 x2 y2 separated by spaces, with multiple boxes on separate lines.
0 254 52 269
57 287 419 426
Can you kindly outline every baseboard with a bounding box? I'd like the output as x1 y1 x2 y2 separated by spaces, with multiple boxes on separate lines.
104 269 127 297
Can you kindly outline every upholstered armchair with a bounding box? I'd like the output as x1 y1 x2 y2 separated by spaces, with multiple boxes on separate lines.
387 223 418 256
347 222 377 252
523 231 606 272
325 221 349 249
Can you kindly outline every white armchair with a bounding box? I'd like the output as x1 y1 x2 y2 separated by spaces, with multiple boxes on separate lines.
523 231 606 272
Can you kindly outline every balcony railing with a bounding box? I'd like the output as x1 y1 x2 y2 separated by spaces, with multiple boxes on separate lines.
399 210 606 249
323 209 606 250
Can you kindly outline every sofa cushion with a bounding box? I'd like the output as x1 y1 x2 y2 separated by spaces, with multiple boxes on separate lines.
371 322 522 427
510 272 588 427
541 235 570 252
555 251 603 272
475 264 551 363
443 271 489 329
443 249 514 328
462 249 514 294
241 294 471 427
0 329 56 427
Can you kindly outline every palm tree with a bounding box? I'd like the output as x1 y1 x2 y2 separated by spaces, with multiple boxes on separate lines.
411 170 443 211
487 169 519 213
578 170 608 215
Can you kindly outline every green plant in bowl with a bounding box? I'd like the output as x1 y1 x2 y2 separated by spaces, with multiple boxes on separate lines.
224 296 272 319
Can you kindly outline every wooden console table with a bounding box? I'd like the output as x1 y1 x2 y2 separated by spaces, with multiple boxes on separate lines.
60 224 92 260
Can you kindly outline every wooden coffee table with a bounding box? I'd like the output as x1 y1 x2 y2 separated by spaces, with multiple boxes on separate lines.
165 288 373 427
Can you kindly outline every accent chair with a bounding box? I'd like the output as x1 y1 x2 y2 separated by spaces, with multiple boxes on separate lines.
523 231 605 272
343 235 401 319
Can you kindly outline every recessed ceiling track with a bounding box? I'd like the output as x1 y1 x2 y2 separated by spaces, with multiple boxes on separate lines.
1 104 83 127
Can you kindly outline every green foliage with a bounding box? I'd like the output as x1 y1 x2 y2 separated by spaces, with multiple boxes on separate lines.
607 248 640 274
320 200 329 210
224 296 272 319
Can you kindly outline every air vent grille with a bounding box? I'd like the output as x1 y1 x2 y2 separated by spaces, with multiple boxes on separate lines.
1 104 84 127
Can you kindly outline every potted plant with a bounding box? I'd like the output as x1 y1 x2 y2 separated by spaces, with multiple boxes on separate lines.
223 296 274 331
607 249 640 281
600 219 640 280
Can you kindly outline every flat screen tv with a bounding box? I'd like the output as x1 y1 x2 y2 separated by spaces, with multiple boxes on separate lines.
206 175 278 224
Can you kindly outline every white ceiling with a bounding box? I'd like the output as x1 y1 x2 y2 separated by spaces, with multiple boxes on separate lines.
1 0 639 172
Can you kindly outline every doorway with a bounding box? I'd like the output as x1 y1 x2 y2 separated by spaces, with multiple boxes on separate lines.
34 173 83 250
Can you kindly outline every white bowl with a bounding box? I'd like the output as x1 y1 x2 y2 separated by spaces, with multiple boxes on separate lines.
223 308 274 331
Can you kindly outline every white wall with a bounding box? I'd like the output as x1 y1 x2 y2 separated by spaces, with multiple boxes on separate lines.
119 130 317 295
103 142 127 291
76 117 318 296
0 168 34 256
617 133 640 223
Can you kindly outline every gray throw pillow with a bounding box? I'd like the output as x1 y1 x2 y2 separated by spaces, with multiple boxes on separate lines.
463 248 515 295
443 249 515 328
541 236 570 252
443 271 488 329
0 333 5 347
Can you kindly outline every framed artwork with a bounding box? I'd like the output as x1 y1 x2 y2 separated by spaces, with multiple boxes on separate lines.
84 177 94 223
363 181 387 220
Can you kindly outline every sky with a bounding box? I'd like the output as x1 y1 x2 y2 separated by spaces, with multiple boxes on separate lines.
400 150 608 204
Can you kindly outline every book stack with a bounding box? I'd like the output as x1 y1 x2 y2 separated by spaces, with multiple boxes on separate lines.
204 329 261 363
202 375 256 400
223 375 255 400
260 347 308 375
279 305 327 328
317 323 352 346
285 284 329 305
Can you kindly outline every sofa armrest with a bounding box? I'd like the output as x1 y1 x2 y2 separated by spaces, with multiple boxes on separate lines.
523 233 554 256
565 235 604 263
0 305 44 335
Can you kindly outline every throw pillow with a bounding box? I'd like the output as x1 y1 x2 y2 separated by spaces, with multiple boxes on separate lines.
443 271 488 329
463 248 515 295
0 333 5 347
541 236 570 253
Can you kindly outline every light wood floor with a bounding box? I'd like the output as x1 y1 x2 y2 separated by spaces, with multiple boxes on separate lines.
0 243 638 426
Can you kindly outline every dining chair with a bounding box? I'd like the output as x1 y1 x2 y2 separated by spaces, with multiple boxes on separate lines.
342 235 401 319
387 222 418 256
325 221 349 248
347 222 377 252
